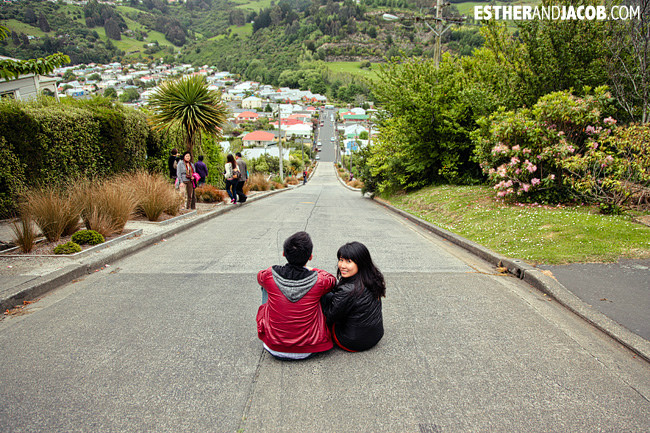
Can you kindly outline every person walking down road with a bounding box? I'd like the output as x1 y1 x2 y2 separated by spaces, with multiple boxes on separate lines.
177 151 196 210
235 152 248 203
224 154 240 204
195 155 208 187
257 231 337 360
168 148 179 180
321 241 386 352
303 170 307 185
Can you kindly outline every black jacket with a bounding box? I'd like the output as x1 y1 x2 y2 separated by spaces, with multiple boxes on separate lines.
321 276 383 351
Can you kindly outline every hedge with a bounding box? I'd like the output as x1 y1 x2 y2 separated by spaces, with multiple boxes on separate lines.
0 97 165 217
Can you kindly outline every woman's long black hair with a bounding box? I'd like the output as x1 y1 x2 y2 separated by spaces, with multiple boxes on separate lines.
337 242 386 299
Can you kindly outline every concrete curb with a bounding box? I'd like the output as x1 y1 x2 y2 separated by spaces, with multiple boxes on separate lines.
371 196 650 364
0 187 289 313
333 163 363 192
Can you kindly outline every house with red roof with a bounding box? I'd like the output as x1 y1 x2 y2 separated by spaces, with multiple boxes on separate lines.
243 130 276 147
236 111 260 124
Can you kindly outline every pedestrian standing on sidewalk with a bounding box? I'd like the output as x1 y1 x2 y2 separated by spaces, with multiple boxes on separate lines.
235 152 248 203
195 155 209 187
177 151 196 210
168 148 179 180
224 154 240 204
321 241 386 352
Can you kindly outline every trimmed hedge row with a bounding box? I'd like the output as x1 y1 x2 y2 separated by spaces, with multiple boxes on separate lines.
0 97 165 217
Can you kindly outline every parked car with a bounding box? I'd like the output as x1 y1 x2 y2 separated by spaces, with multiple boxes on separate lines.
330 137 336 142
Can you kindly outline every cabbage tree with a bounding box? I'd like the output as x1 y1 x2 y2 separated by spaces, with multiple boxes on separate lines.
147 75 228 156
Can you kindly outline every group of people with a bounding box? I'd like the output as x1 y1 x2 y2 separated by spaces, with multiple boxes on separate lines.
224 152 248 204
167 149 248 209
257 231 386 360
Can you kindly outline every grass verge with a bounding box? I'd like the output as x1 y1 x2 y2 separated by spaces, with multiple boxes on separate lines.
384 185 650 265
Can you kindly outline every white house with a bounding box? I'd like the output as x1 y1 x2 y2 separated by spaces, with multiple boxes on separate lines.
242 146 282 160
343 124 368 139
0 56 59 101
242 96 263 110
285 123 312 139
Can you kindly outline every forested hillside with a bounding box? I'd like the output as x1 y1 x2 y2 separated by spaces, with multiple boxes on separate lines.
1 0 485 100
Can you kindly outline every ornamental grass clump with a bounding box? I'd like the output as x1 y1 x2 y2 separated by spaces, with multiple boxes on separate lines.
246 173 270 191
195 184 225 203
131 171 182 221
10 214 37 253
71 177 136 237
23 185 81 243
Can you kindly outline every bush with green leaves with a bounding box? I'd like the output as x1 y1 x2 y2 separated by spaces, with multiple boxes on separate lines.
53 241 82 255
71 229 105 246
0 96 164 217
367 55 485 194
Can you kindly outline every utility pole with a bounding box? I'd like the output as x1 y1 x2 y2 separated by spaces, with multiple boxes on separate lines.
434 0 443 69
278 106 283 181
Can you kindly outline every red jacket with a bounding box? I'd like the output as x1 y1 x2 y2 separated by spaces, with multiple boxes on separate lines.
257 265 336 353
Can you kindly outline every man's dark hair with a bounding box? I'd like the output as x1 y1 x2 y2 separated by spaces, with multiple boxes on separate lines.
283 231 313 266
171 148 178 155
235 152 242 157
198 155 204 161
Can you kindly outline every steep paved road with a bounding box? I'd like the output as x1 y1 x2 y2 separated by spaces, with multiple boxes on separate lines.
1 164 649 432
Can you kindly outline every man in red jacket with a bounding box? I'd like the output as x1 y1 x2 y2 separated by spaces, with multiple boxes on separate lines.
257 231 336 360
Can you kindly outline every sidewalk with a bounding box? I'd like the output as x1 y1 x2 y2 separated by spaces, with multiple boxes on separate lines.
0 189 285 314
2 180 649 365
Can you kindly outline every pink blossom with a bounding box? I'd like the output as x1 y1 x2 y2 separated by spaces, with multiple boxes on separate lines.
585 125 596 135
531 178 541 186
567 145 575 153
522 183 530 192
512 145 521 152
497 191 507 197
526 163 537 173
515 168 521 175
558 131 565 136
522 148 531 154
537 155 543 159
549 174 555 180
510 156 520 165
505 180 513 188
603 116 617 125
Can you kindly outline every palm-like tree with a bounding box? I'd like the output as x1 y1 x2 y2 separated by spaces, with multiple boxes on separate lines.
148 75 228 156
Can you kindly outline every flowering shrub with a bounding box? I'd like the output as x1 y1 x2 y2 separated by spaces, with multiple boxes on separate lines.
560 123 650 212
473 87 618 204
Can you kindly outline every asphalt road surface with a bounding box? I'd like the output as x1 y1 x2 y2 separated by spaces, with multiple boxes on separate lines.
1 164 649 432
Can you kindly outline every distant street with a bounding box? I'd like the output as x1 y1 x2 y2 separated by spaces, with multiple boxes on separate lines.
1 163 649 432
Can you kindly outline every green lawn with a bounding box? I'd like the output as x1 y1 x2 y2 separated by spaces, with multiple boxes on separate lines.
4 19 48 38
326 61 382 81
229 23 253 38
233 0 273 11
385 185 650 265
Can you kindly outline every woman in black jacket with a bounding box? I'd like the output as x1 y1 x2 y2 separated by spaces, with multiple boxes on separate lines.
321 242 386 352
